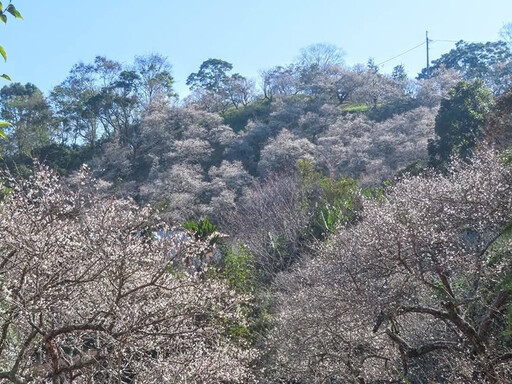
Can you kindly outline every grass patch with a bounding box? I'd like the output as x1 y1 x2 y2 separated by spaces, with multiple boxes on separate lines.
223 99 271 132
341 103 370 113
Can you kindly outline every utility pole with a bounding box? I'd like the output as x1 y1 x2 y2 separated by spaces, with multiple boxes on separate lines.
426 31 430 77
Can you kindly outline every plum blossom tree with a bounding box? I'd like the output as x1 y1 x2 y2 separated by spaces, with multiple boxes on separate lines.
223 74 256 109
349 68 406 109
260 65 301 100
415 66 461 108
266 149 512 383
0 165 256 383
208 160 253 196
257 129 316 176
316 107 437 184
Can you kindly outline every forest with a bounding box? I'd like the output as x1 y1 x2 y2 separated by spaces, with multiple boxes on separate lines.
0 7 512 382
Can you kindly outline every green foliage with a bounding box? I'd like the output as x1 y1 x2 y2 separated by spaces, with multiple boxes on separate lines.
222 98 271 132
391 64 408 83
367 58 379 73
297 160 361 238
3 3 22 19
340 103 370 113
0 0 24 62
0 82 54 155
485 87 512 150
183 217 219 242
501 148 512 165
0 3 22 55
395 160 428 179
299 159 387 239
166 264 186 280
0 179 12 201
0 2 23 139
361 183 388 202
314 205 345 236
268 234 291 263
0 122 9 138
214 245 270 345
428 80 493 167
314 177 359 234
418 40 512 84
0 143 95 176
220 245 256 293
186 58 234 93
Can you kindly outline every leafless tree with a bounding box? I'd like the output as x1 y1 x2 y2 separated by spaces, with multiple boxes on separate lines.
223 172 312 283
298 43 346 71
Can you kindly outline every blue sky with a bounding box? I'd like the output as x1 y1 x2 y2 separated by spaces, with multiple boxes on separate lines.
1 0 511 97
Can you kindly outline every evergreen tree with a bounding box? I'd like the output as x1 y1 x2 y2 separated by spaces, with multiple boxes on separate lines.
428 80 493 167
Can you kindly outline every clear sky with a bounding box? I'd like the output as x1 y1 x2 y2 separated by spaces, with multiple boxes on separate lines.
1 0 511 97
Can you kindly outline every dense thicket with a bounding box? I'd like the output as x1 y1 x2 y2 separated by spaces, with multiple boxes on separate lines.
0 165 256 383
1 37 512 383
266 150 512 383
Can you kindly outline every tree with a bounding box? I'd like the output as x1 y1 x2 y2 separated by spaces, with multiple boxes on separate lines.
51 54 173 149
0 164 256 383
316 106 436 184
266 149 512 383
297 63 358 104
428 80 493 166
500 22 512 48
390 64 413 96
223 74 255 109
133 53 174 106
0 82 54 155
415 65 461 108
91 56 140 146
366 57 379 73
187 59 254 112
418 40 512 95
50 62 103 148
208 160 253 196
223 172 312 283
186 59 234 94
0 1 23 138
391 64 407 83
297 43 345 71
260 65 300 100
485 86 512 149
257 129 316 176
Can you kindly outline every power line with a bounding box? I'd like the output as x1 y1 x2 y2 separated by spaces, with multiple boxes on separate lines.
431 39 492 44
431 39 460 43
426 31 430 76
376 41 426 67
375 36 496 69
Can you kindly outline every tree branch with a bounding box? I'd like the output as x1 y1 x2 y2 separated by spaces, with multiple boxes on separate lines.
385 329 456 358
478 290 510 339
400 305 450 320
